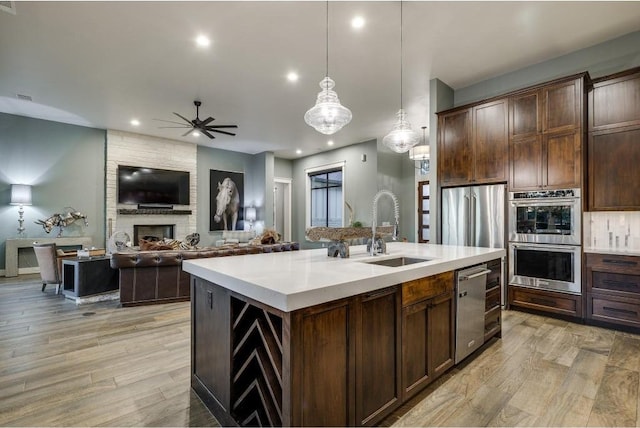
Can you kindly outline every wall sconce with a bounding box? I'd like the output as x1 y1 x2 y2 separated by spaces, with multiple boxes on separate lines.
245 206 257 230
10 184 32 236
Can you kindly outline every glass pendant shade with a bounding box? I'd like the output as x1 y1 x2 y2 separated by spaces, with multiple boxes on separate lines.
383 109 419 153
305 77 352 135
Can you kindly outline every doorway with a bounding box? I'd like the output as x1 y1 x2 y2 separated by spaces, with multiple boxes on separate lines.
274 178 292 242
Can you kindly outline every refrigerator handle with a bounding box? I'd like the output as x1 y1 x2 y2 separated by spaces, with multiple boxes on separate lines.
464 194 471 246
471 192 477 246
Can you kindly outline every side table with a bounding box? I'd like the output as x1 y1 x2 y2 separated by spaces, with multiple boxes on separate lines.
62 256 118 300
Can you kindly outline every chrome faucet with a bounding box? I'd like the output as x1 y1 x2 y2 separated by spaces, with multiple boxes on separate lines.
368 189 400 256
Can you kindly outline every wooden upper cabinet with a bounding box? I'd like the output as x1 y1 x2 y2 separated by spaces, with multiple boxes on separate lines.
438 99 507 187
589 128 640 210
510 135 542 191
510 90 540 139
438 108 473 186
473 99 509 183
542 78 582 133
509 74 586 191
588 67 640 211
589 68 640 132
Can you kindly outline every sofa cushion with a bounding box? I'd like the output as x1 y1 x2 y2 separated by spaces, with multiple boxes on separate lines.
222 230 256 243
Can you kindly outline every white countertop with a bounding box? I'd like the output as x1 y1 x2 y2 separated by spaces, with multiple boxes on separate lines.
183 242 505 312
583 246 640 257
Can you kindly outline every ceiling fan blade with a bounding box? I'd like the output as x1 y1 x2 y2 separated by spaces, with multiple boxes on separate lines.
158 126 191 129
153 118 189 126
210 129 237 136
201 129 216 139
173 112 193 125
200 117 215 127
205 125 238 129
182 129 195 137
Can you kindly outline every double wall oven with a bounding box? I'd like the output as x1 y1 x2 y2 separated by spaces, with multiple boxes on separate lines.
508 189 581 295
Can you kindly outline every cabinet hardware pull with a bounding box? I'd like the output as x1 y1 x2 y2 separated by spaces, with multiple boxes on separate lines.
207 291 213 310
603 306 637 316
603 259 638 266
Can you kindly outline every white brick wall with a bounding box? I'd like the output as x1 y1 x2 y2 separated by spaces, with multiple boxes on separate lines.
106 130 197 245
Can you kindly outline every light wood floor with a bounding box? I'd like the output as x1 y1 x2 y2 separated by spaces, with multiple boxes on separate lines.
2 275 640 427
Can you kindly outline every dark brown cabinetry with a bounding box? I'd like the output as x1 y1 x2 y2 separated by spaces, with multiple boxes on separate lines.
508 285 582 318
438 99 508 187
588 68 640 210
509 75 586 191
484 258 502 341
355 287 401 426
586 253 640 329
401 271 455 401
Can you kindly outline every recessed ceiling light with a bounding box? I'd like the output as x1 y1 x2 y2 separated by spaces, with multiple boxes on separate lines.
296 149 302 155
192 131 201 137
130 119 140 126
327 140 334 146
195 35 210 47
287 72 299 82
351 16 365 29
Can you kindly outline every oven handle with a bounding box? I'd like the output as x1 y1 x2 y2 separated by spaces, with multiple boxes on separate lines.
510 243 580 252
509 198 579 206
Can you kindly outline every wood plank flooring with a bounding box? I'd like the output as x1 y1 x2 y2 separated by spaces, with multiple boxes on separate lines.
3 275 640 426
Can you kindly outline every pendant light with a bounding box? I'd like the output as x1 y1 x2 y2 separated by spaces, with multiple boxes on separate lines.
410 126 430 174
382 0 419 153
304 1 352 135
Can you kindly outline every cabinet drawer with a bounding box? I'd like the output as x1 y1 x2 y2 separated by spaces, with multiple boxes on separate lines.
402 271 453 307
484 305 501 341
589 293 640 328
591 271 640 295
508 286 582 318
586 253 640 275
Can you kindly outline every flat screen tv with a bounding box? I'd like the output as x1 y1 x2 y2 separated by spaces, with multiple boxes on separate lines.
118 165 190 205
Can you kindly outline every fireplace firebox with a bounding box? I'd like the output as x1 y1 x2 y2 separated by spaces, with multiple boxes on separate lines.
134 224 174 245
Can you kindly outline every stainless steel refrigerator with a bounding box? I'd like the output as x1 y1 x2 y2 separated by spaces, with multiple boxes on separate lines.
441 183 506 249
442 183 506 308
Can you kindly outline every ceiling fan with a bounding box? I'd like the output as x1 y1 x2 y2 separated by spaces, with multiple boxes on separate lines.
156 100 238 139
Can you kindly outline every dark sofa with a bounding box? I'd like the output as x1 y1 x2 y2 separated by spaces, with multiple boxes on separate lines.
110 242 299 306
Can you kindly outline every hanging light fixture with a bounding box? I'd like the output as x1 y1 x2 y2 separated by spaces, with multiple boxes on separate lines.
383 0 419 153
304 1 352 135
410 126 430 174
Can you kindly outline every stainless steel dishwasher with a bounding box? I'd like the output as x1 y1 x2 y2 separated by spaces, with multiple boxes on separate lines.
455 264 491 363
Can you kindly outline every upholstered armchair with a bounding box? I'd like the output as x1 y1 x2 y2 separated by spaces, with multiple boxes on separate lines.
33 243 62 294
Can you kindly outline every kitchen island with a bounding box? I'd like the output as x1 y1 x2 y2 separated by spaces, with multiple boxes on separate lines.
183 242 505 427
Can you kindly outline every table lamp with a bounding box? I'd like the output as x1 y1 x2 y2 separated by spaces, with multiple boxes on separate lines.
10 184 32 235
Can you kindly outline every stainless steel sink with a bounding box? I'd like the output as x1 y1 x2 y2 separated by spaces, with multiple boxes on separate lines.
362 256 431 267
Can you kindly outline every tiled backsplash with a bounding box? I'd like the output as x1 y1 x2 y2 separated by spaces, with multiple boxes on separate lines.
585 212 640 250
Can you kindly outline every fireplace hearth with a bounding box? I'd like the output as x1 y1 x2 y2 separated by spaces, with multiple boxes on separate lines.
134 224 175 244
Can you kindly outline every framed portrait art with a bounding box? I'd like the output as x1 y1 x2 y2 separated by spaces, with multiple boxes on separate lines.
210 170 245 231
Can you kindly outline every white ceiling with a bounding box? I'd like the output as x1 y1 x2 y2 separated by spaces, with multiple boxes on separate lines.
1 1 640 159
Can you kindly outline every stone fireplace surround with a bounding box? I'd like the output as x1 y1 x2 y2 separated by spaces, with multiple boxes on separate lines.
106 131 197 247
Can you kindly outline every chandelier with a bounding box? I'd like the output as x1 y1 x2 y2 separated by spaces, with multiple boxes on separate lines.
304 1 352 135
382 0 419 153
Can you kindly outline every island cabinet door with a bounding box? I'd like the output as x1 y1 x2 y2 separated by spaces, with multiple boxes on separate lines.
191 278 231 415
354 286 402 427
287 298 356 427
401 290 454 401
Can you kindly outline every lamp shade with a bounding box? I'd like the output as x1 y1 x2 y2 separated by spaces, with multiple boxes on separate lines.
10 184 32 206
245 206 257 222
409 144 430 161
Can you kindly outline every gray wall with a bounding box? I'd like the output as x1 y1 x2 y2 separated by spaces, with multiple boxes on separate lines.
0 113 106 271
454 31 640 106
291 140 379 248
196 145 269 245
274 157 293 179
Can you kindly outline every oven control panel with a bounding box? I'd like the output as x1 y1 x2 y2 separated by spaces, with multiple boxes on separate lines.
510 188 580 200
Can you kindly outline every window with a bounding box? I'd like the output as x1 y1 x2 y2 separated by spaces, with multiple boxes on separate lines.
307 163 344 228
